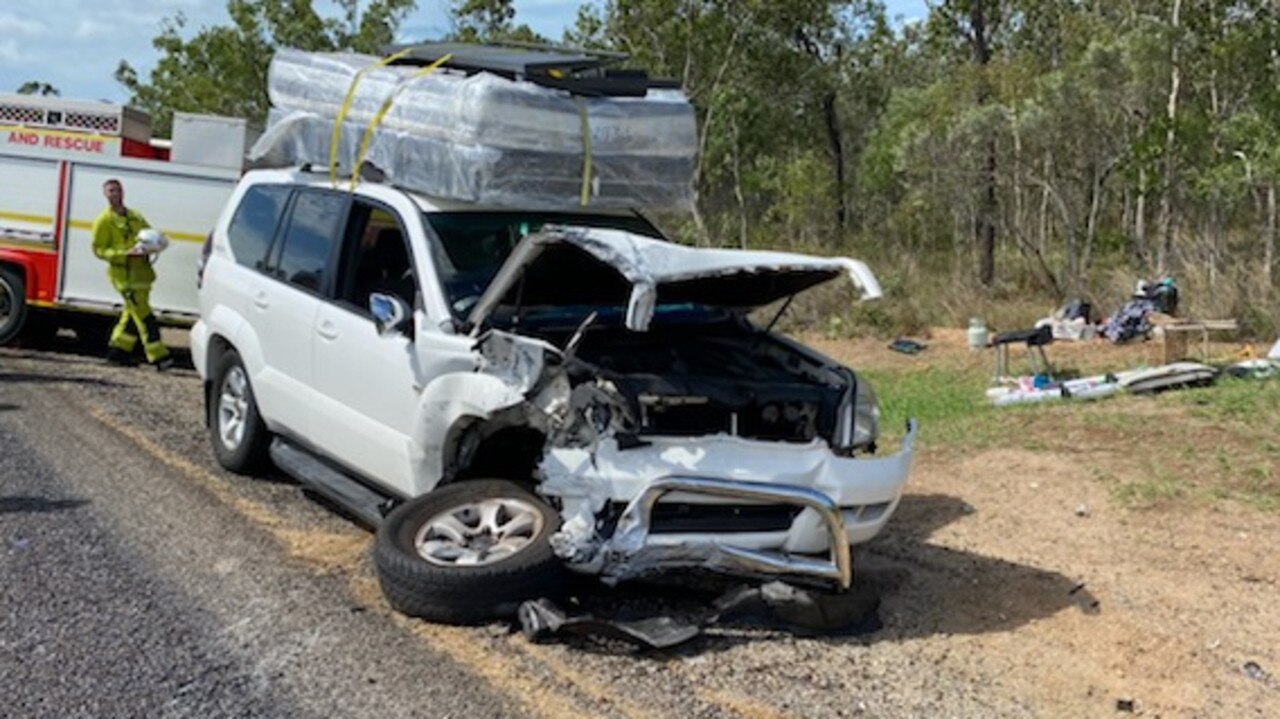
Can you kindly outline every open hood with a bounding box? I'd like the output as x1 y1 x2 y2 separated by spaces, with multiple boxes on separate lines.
467 226 883 333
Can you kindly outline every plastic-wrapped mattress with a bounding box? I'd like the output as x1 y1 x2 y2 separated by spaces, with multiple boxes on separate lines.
249 48 697 211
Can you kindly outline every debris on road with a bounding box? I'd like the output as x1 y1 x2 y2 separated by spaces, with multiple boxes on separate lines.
518 580 881 650
888 338 927 355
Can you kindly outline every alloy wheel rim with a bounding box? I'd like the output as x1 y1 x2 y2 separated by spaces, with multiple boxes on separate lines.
414 497 544 567
218 366 249 450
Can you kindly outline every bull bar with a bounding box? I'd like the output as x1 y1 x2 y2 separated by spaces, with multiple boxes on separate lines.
607 476 855 590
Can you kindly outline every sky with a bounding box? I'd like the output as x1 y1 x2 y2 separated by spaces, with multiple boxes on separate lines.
0 0 928 107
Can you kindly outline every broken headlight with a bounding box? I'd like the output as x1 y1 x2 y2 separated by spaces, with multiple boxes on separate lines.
849 374 880 452
754 401 818 442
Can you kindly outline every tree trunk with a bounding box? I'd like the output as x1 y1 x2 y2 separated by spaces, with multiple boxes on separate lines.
970 0 997 287
1157 0 1182 275
731 120 748 249
1012 111 1024 249
1135 167 1147 269
980 146 997 286
690 204 710 247
1082 168 1104 282
1270 0 1280 292
1039 152 1051 257
688 20 747 246
1031 173 1078 289
1268 183 1276 291
822 93 847 237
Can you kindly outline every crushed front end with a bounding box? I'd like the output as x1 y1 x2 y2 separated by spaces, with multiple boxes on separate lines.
542 423 917 589
515 320 916 591
469 226 917 591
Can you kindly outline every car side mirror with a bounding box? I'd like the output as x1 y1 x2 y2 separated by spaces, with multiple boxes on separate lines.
370 293 411 337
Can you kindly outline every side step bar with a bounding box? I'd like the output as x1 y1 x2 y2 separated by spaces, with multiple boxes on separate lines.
269 438 397 528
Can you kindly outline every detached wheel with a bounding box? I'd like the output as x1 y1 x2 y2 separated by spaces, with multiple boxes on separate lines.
375 480 567 623
0 265 28 346
208 348 271 473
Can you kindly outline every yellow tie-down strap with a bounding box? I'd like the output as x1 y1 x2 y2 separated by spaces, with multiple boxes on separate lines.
577 98 593 207
351 54 454 192
330 48 414 188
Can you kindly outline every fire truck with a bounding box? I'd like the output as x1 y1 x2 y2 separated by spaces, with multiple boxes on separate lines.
0 93 256 345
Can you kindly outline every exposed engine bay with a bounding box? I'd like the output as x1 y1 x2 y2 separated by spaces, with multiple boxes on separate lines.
538 317 854 448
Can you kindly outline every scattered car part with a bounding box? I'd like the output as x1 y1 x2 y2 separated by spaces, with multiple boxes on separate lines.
887 338 926 355
1116 362 1219 394
517 579 881 650
518 598 703 649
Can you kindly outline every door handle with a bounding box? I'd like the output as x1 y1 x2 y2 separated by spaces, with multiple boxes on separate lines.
317 322 339 341
253 292 269 310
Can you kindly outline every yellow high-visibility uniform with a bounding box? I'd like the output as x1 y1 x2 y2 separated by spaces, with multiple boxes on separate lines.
91 206 170 363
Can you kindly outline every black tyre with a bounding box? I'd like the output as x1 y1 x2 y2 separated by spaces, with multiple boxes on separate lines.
374 479 568 623
0 265 28 346
208 348 271 474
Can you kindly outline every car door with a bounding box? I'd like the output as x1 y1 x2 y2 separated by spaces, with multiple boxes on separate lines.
309 195 424 492
251 187 348 440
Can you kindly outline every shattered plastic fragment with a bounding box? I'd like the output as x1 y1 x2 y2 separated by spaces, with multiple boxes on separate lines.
515 580 881 649
518 598 701 649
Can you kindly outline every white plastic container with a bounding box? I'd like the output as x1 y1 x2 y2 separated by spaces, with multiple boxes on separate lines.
967 318 988 350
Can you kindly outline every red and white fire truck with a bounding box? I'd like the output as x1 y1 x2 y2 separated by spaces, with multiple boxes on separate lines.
0 93 256 345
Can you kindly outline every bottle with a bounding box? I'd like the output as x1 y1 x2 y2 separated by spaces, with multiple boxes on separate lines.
967 317 988 350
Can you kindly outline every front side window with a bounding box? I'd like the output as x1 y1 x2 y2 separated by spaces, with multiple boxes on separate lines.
424 211 661 317
227 185 290 269
276 190 347 293
335 201 415 313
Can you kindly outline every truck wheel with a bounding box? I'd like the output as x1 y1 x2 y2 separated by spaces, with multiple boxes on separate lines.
374 479 568 623
0 266 28 346
208 348 271 474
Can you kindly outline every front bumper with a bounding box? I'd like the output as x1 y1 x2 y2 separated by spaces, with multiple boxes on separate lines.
190 320 210 380
540 419 918 589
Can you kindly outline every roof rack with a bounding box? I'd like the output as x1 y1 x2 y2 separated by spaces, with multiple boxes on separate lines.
380 41 680 97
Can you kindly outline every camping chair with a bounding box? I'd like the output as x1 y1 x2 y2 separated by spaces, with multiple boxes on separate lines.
991 325 1055 385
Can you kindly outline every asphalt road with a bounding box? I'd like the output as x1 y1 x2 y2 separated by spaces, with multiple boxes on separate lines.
0 341 522 718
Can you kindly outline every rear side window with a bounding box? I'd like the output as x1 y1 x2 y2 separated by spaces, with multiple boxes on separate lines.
226 185 290 269
276 190 347 293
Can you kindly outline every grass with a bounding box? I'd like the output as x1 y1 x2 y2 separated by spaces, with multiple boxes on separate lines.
1112 473 1192 507
1174 375 1280 424
860 346 1280 513
861 364 1009 448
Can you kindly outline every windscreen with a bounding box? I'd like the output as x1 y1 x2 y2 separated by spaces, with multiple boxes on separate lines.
424 211 662 318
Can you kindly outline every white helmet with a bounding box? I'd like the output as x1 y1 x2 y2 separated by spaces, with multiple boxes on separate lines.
136 228 169 254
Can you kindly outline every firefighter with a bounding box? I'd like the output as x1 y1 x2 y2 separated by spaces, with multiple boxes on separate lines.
91 178 173 370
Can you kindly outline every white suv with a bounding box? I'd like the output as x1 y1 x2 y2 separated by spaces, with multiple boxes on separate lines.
193 168 916 623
